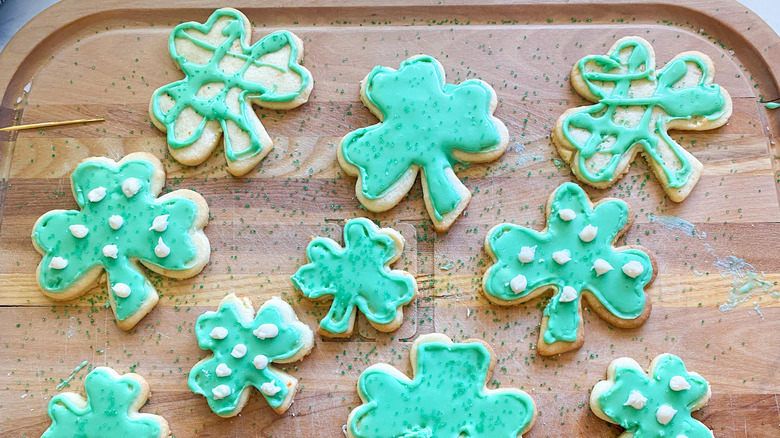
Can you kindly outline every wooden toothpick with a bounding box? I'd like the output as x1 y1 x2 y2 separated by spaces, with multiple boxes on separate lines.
0 118 105 132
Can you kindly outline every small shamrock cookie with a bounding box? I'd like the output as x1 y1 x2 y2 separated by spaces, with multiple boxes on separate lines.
591 354 713 438
32 153 210 330
482 182 655 355
42 367 170 438
553 36 732 202
338 55 509 231
347 333 536 438
188 294 314 417
291 218 417 337
150 8 313 176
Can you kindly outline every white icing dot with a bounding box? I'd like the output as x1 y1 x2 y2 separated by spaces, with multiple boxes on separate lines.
215 363 232 377
559 286 578 303
69 224 89 238
209 327 228 339
109 215 124 230
261 381 281 396
669 376 691 391
518 246 536 263
231 344 247 358
49 256 68 270
558 208 576 221
102 244 118 259
253 355 269 370
212 384 231 400
656 404 677 425
154 237 170 258
87 187 107 202
121 178 143 197
149 215 169 232
622 260 645 278
592 259 614 276
509 274 527 293
623 390 647 409
579 224 598 242
552 249 571 265
112 283 131 298
253 323 279 340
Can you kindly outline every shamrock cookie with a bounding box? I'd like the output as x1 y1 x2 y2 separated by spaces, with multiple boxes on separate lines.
42 367 170 438
591 354 713 437
553 36 732 202
188 294 314 417
338 55 509 231
291 218 417 337
482 182 655 355
347 333 536 438
150 8 313 176
32 153 210 330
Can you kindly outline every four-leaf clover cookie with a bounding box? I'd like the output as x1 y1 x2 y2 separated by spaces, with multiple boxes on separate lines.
188 293 314 417
347 333 537 438
553 36 732 202
338 55 509 231
31 152 210 330
42 367 170 438
591 354 713 438
291 218 417 337
150 8 313 176
482 182 655 355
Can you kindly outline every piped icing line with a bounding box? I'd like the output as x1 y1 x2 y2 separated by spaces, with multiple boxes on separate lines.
482 182 654 355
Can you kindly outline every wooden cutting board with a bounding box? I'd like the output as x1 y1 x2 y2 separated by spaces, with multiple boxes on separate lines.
1 0 778 436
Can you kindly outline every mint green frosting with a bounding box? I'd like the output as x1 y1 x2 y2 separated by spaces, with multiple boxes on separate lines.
43 368 163 438
483 182 652 346
349 338 535 437
595 354 712 438
766 102 780 109
562 38 728 189
340 55 504 221
151 8 312 162
291 218 415 335
33 159 201 325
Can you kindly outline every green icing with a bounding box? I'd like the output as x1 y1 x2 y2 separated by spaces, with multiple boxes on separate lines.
188 296 310 416
151 8 312 162
561 37 728 189
766 102 780 109
483 182 652 346
291 218 415 335
43 367 163 438
32 158 202 324
595 354 712 438
349 337 535 438
340 55 505 221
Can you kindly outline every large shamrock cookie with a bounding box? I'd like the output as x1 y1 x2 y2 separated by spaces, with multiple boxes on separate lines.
42 367 170 438
482 182 655 355
347 333 536 438
291 218 417 337
32 153 210 330
188 294 314 417
338 55 509 231
150 8 313 176
591 354 713 438
553 36 732 202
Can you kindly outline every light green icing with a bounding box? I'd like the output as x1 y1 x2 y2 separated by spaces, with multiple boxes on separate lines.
596 354 712 438
766 102 780 109
33 159 201 324
340 55 504 221
189 297 310 416
483 182 652 346
151 8 312 162
43 368 163 438
290 218 415 335
349 338 535 437
562 38 728 189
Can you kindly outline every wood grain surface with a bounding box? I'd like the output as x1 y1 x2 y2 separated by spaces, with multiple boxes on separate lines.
1 0 779 436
